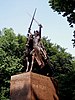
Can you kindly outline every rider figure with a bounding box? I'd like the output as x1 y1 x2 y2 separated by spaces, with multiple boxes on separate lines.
33 24 47 59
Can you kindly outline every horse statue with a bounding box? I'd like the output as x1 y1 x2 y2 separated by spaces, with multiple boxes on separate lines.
23 24 53 76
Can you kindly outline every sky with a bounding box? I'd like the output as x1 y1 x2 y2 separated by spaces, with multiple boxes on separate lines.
0 0 75 56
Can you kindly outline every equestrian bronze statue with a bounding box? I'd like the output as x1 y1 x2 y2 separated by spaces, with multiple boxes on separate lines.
24 9 53 76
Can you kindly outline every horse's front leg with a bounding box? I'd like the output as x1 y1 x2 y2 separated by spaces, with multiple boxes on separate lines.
30 55 34 72
26 57 29 72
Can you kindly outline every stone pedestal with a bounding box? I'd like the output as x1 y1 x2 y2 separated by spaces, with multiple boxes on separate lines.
10 72 59 100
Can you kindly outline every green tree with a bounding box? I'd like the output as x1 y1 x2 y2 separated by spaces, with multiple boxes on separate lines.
72 57 75 70
0 28 26 99
58 70 75 100
49 0 75 27
42 37 73 76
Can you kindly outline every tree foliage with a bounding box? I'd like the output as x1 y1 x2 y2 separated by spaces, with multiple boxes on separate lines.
49 0 75 27
0 28 75 100
0 28 26 99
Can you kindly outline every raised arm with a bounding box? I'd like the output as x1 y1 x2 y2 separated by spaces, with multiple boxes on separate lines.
39 24 43 38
